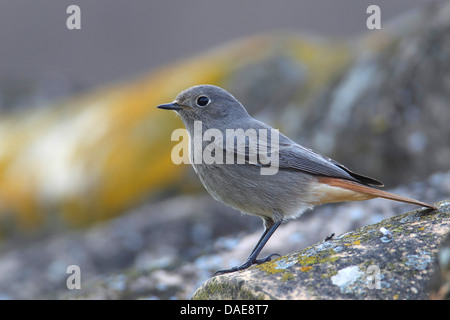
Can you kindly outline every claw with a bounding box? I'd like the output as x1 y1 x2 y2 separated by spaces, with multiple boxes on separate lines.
213 253 280 276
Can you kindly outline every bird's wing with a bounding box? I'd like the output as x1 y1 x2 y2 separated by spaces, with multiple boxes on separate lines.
216 126 383 187
276 142 384 187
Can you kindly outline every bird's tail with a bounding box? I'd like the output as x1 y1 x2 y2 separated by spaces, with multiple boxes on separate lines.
318 177 437 210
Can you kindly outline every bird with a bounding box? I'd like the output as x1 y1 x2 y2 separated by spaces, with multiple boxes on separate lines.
157 84 437 275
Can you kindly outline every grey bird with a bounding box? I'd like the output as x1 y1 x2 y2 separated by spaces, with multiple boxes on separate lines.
157 84 436 275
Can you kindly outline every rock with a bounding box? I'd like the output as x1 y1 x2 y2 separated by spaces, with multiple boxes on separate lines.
192 201 450 300
429 233 450 299
0 195 256 299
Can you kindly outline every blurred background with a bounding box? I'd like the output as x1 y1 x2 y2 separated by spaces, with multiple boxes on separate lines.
0 0 449 299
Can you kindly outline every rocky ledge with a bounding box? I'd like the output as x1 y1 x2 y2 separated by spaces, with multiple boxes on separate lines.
193 201 450 300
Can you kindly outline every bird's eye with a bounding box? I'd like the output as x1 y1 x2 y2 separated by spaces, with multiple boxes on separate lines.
196 96 210 107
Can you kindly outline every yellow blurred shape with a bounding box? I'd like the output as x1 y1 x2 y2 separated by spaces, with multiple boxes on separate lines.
0 32 351 235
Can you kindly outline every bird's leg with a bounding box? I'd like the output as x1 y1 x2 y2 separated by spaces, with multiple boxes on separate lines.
248 220 282 263
214 221 281 276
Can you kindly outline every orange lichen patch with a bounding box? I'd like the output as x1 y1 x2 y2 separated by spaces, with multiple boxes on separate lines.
300 266 313 272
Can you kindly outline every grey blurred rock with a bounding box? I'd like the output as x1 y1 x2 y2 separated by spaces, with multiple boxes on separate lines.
225 2 450 187
0 195 256 299
294 2 450 186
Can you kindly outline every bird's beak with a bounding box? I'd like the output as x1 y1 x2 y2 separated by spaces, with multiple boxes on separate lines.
156 102 186 111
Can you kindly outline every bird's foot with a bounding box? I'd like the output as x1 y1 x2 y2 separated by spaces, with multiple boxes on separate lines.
213 253 280 276
254 253 281 264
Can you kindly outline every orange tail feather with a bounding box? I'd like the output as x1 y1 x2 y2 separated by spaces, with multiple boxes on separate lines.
319 177 437 210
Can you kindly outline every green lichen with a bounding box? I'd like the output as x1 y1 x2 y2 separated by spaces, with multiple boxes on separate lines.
281 272 295 282
255 258 285 275
338 229 375 245
297 250 340 267
321 270 337 279
297 255 319 266
192 278 266 300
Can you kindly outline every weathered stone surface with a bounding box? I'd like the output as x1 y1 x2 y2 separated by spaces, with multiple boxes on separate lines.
429 233 450 299
192 201 450 300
